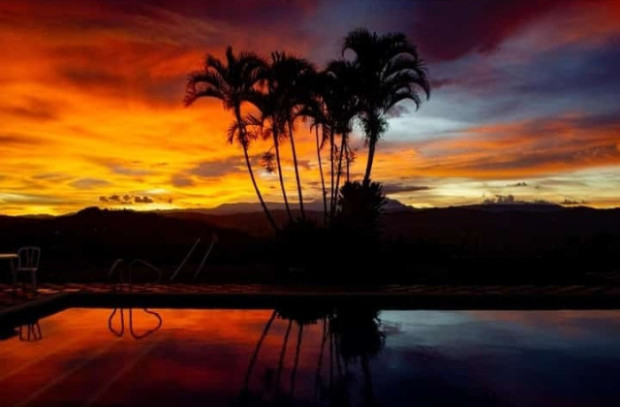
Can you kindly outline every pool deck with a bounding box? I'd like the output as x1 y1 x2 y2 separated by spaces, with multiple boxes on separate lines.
3 282 620 326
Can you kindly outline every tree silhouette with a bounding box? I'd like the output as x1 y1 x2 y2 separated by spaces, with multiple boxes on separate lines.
317 60 364 220
343 28 430 186
267 52 316 220
185 47 278 232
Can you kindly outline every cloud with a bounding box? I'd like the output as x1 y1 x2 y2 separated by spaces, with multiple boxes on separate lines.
190 156 242 178
509 182 528 187
171 174 195 187
111 165 152 176
0 133 46 146
561 199 588 206
69 178 111 189
408 0 574 61
59 67 126 88
0 192 65 205
99 194 155 204
416 112 620 179
383 183 430 194
32 172 73 181
134 195 154 203
385 104 411 119
0 98 61 121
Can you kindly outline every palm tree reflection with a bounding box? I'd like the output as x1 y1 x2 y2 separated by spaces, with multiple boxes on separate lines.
107 308 162 340
237 306 385 406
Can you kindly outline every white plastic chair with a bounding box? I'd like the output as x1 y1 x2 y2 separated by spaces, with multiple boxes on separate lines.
13 247 41 292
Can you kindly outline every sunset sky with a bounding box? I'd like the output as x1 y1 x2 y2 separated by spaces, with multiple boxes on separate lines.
1 0 619 215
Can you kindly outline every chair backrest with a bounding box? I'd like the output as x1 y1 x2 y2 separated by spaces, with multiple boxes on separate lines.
18 247 41 269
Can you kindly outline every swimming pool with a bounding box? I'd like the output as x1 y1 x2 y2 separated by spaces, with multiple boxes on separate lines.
2 308 620 406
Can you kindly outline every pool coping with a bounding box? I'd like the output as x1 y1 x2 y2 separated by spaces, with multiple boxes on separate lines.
3 288 620 327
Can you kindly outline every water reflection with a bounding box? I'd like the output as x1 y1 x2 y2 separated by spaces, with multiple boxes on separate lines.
237 307 385 406
108 308 162 339
1 308 620 406
19 319 43 342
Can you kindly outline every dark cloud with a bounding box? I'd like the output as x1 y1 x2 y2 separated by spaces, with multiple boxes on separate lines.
1 98 60 121
562 199 588 206
99 194 155 204
59 67 126 88
409 0 570 61
0 133 45 146
472 144 618 172
512 39 620 103
69 178 111 189
383 183 430 195
171 174 195 187
483 195 554 205
134 195 154 203
190 157 242 178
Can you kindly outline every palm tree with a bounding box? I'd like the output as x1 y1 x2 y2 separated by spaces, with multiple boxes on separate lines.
322 60 364 218
185 46 278 232
343 28 430 186
249 106 293 222
267 52 316 220
296 80 329 225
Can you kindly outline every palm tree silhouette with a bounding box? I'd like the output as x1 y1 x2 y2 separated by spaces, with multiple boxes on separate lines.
267 52 316 220
322 60 364 218
343 28 430 186
298 83 329 225
251 92 293 222
185 46 278 232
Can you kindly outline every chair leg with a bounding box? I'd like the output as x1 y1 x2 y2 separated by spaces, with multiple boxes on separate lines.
31 271 37 293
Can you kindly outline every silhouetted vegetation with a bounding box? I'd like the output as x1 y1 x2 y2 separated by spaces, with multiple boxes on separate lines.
237 306 384 406
185 28 430 273
1 205 619 285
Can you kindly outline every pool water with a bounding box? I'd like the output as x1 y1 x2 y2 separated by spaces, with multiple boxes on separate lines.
2 308 620 406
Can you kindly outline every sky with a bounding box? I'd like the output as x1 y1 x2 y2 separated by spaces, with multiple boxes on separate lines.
0 0 619 215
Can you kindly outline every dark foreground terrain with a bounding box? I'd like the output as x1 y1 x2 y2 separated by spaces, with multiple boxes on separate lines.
0 204 618 285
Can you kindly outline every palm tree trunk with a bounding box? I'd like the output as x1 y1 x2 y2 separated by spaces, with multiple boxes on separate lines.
234 108 278 232
331 133 347 218
243 146 278 233
273 129 293 222
288 121 305 219
244 310 276 389
362 139 377 186
346 145 351 183
329 127 335 220
315 125 328 226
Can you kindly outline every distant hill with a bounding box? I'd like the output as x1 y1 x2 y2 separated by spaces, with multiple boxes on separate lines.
0 207 265 277
1 204 619 282
162 197 413 216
